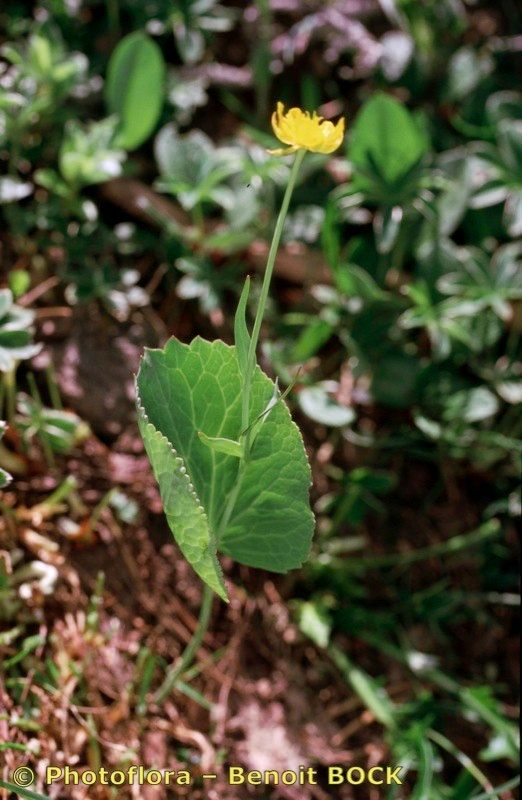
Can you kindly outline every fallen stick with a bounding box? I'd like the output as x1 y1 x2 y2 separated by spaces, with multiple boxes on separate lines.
99 177 331 285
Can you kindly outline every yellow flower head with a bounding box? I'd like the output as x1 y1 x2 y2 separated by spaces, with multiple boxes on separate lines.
270 102 345 156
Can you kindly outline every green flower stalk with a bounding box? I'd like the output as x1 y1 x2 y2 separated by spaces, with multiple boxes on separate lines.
138 103 345 703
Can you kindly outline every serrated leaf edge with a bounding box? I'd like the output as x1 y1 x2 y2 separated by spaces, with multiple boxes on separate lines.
135 370 228 601
137 336 315 574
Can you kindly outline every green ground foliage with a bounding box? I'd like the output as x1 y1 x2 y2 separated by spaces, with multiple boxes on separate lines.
0 1 520 798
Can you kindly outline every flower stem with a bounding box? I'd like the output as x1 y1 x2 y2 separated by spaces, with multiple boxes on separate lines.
154 583 214 704
216 149 306 546
241 148 306 437
160 151 306 704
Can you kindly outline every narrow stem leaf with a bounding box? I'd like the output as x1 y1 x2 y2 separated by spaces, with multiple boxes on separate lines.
234 275 251 379
198 431 243 458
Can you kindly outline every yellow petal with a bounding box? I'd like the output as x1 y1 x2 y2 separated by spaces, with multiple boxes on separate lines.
269 102 345 155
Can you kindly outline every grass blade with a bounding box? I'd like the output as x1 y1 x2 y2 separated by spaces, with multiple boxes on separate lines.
0 781 51 800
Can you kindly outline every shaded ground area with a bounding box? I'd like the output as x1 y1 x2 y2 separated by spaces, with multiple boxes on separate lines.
1 303 518 799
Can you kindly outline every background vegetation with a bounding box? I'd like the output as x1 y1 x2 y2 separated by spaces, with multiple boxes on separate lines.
0 1 520 798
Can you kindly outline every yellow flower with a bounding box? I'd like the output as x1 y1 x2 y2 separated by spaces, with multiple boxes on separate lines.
270 102 345 156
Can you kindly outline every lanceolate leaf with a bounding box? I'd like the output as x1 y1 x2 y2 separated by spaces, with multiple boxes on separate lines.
197 431 243 458
137 337 314 600
234 276 251 377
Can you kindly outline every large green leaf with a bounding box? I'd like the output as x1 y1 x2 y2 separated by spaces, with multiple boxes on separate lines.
137 337 314 600
105 32 166 150
349 93 428 187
